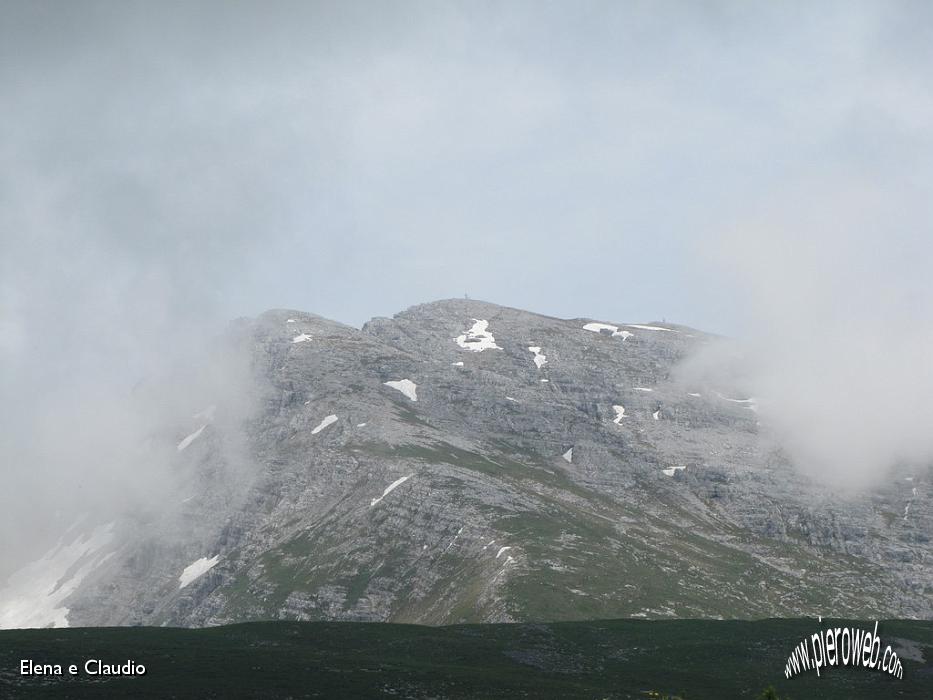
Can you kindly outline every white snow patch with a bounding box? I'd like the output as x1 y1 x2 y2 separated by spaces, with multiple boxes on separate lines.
482 539 496 550
717 394 759 413
455 319 501 352
562 448 573 463
688 392 702 398
626 324 677 332
540 378 549 383
528 346 547 369
177 425 207 452
384 379 418 402
357 422 367 427
178 555 220 589
652 410 661 421
291 333 312 344
452 361 464 366
496 546 512 558
633 387 653 392
904 503 911 520
583 322 618 333
311 414 338 435
370 474 414 507
0 523 115 629
505 396 518 402
662 466 686 477
582 323 633 340
286 318 297 323
612 405 626 424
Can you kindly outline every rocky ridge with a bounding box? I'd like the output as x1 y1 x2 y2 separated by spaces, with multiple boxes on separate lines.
2 299 930 628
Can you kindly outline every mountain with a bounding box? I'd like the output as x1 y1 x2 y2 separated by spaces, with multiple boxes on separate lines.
1 299 930 628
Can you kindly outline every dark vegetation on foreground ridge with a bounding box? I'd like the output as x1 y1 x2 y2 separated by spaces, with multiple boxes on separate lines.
1 618 930 699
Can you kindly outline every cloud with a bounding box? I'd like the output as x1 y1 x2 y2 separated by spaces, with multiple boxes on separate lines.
2 0 933 568
14 1 926 329
688 173 933 487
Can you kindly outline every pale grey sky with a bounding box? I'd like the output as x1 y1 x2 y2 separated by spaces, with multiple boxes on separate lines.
3 1 933 498
4 0 931 339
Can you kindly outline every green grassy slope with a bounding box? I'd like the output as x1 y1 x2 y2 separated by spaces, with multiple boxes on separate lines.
1 619 930 699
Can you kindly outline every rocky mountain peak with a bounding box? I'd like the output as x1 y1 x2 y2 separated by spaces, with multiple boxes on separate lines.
1 301 929 630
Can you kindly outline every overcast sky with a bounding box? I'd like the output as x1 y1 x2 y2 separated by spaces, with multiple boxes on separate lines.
3 0 930 337
3 2 933 494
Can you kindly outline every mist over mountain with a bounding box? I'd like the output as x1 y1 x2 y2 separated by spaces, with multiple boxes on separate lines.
1 300 928 629
3 1 933 636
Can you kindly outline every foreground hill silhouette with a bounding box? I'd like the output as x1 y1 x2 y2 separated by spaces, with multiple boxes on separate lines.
2 618 931 698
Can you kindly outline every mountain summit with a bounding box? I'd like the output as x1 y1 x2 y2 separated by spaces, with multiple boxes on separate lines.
2 300 929 628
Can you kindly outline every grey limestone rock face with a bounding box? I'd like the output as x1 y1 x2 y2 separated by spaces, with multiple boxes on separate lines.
25 300 933 627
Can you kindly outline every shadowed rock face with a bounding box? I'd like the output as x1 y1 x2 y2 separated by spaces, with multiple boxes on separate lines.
13 299 931 628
